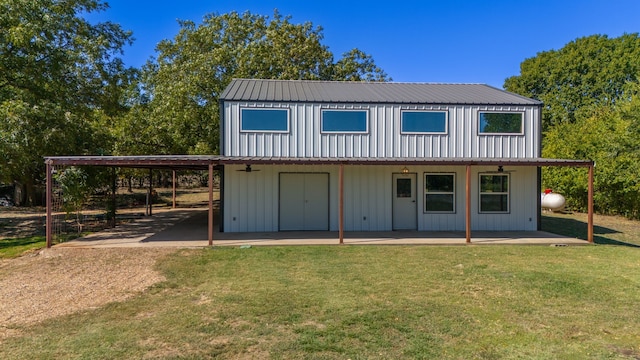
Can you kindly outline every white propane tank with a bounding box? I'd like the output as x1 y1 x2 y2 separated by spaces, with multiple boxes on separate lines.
541 191 566 212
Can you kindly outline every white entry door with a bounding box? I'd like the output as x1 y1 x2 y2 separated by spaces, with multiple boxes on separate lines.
279 173 329 231
392 173 417 230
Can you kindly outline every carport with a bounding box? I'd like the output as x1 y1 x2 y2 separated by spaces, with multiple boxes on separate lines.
44 155 595 247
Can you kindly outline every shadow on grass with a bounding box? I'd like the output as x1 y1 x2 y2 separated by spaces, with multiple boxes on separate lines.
0 236 44 250
542 215 640 248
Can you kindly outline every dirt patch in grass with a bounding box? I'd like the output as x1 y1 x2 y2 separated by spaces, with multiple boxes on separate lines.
0 247 173 342
0 188 212 342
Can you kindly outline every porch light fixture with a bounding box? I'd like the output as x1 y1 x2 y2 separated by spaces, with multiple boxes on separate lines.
498 166 504 173
401 167 409 174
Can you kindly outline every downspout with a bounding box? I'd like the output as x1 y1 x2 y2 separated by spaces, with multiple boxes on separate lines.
536 104 543 231
218 98 225 233
537 167 542 230
465 164 471 243
339 164 344 244
218 98 225 156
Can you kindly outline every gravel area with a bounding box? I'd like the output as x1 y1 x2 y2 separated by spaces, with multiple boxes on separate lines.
0 247 173 341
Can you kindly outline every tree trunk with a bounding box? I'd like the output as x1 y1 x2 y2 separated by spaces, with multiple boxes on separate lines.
21 179 38 206
13 182 24 206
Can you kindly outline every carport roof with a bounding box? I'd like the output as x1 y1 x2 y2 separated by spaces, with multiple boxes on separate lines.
44 155 593 169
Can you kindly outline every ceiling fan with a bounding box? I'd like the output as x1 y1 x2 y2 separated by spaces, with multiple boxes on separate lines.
236 164 260 172
484 165 516 174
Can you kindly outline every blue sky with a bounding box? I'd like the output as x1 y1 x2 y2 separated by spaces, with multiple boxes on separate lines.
87 0 640 88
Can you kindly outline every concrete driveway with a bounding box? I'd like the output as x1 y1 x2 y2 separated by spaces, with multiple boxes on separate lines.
55 208 589 248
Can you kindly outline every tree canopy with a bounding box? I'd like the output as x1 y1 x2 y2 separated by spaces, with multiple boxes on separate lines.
505 34 640 218
504 33 640 131
542 93 640 218
0 0 134 204
0 5 389 204
115 11 390 156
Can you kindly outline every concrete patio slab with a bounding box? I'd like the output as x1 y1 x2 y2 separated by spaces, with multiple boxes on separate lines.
55 208 589 248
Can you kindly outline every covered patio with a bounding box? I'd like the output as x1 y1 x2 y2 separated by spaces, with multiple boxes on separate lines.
53 207 588 248
44 155 595 247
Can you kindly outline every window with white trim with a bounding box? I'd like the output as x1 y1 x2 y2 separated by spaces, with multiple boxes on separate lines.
479 112 523 134
321 110 368 133
425 173 455 213
241 108 289 132
479 174 509 213
402 111 448 134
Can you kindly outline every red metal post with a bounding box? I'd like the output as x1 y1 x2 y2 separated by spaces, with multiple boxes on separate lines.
465 164 471 244
46 162 53 248
339 164 344 244
148 169 153 216
588 164 594 243
208 163 214 246
172 170 177 209
110 167 117 228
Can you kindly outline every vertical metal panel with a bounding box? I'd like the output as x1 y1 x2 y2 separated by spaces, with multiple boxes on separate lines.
343 166 393 231
419 165 467 231
225 164 339 232
224 101 541 159
473 166 538 231
475 106 538 159
280 174 305 230
224 164 279 232
303 174 330 230
223 164 540 233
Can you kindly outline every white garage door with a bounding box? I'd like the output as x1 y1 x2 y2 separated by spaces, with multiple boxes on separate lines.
279 173 329 231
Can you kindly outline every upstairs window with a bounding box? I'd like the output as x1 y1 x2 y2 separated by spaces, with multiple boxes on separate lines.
322 110 368 133
479 174 510 213
241 108 289 132
479 112 523 134
402 111 448 134
424 173 455 213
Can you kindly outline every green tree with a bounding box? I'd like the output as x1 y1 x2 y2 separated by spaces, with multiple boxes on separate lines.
504 34 640 131
543 94 640 218
54 166 92 233
0 0 134 204
124 10 390 156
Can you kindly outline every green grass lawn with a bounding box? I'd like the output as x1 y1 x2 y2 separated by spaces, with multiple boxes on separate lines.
0 233 86 259
0 236 45 258
542 212 640 247
2 244 640 359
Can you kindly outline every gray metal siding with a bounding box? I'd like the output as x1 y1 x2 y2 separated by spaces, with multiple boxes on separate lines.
223 164 539 233
224 102 540 159
224 164 340 232
473 166 538 231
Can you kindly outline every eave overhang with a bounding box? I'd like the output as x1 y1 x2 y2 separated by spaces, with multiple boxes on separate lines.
44 155 593 169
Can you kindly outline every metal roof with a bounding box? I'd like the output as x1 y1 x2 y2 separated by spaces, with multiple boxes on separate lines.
45 155 591 169
220 79 542 106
